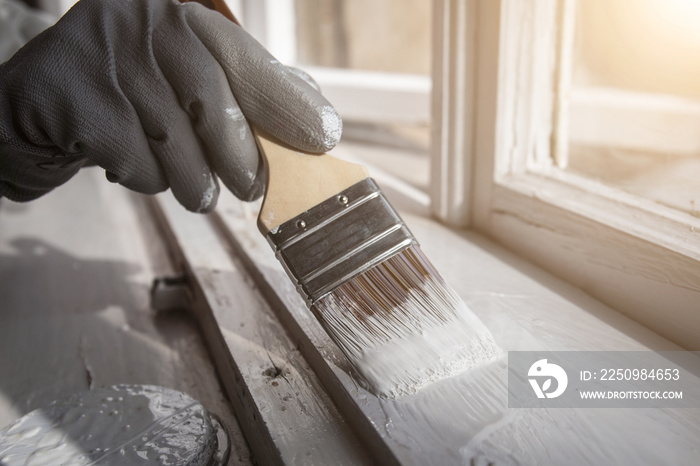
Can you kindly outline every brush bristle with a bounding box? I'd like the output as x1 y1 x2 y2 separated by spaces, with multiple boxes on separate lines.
311 245 502 398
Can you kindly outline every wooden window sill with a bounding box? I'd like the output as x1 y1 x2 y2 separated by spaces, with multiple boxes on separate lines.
152 146 699 465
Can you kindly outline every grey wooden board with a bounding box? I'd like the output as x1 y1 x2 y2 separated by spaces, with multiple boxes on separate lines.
0 170 253 466
210 182 700 466
152 193 373 466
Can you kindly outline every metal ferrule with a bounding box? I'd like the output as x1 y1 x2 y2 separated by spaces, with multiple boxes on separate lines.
266 178 417 306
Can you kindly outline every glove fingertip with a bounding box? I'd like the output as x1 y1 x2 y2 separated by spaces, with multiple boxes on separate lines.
217 162 264 203
195 175 220 213
237 175 265 202
319 105 343 152
171 173 220 214
176 188 219 213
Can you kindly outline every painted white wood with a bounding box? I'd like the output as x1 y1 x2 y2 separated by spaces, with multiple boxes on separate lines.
471 0 501 230
429 0 477 227
569 87 700 155
305 66 431 124
489 171 700 350
551 0 576 168
464 0 700 348
203 159 700 465
502 0 559 175
152 193 372 466
211 197 404 465
4 156 699 465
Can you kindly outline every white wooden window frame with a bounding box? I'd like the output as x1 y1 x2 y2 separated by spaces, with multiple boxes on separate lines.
432 0 700 350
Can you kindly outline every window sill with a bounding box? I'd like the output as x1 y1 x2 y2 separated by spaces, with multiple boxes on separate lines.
484 169 700 350
153 148 699 465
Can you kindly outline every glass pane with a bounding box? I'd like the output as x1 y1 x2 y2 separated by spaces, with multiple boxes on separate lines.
566 0 700 216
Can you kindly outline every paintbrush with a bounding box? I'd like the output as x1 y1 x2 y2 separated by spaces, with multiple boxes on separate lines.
205 0 502 398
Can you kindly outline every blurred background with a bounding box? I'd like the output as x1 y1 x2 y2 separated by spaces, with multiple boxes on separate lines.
567 0 700 216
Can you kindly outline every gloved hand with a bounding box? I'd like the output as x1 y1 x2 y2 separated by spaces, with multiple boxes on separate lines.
0 0 342 212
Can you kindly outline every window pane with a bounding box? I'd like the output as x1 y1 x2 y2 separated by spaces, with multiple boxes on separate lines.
566 0 700 216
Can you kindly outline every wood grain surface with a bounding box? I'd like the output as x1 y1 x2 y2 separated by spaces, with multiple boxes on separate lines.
152 191 372 466
0 169 253 466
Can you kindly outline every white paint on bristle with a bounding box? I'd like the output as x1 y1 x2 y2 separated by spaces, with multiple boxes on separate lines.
312 245 502 398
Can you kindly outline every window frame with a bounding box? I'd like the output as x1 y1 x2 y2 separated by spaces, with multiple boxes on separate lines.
431 0 700 350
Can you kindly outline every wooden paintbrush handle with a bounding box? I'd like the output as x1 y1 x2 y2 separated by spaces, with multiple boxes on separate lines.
254 131 368 234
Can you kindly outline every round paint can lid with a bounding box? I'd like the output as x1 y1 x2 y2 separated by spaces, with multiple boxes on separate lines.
0 384 230 466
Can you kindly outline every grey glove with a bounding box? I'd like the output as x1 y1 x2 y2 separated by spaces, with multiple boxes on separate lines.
0 0 342 212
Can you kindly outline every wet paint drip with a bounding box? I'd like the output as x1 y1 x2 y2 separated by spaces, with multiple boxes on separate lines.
0 385 228 466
